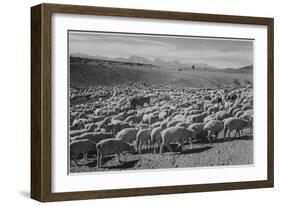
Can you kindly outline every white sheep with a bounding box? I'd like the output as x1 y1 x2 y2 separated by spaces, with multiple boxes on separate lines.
70 119 85 130
215 110 232 121
167 120 183 128
203 114 216 123
116 128 138 144
136 128 152 153
151 123 167 153
160 126 194 154
235 111 244 118
188 123 205 138
175 121 192 128
96 138 136 168
207 106 219 115
135 123 150 130
72 132 114 143
203 120 224 142
69 123 97 138
150 121 161 128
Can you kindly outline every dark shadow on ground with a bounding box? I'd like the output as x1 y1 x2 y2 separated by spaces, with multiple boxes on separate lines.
85 156 114 168
181 146 213 154
138 147 157 154
211 135 253 144
105 159 139 170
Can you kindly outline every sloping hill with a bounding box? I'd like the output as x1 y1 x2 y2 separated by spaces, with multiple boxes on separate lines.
70 59 253 88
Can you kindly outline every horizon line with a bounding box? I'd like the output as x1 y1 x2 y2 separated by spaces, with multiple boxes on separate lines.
69 52 253 70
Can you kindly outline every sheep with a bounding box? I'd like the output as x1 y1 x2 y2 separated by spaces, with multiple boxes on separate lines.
130 96 150 109
96 139 136 168
203 114 216 123
188 123 205 140
203 120 224 143
151 123 167 153
69 123 97 138
151 121 161 128
235 111 244 118
70 119 85 130
142 114 151 124
175 121 192 129
173 114 186 121
72 132 114 143
215 110 232 121
160 126 194 154
78 112 88 119
242 104 252 111
135 123 150 130
167 120 183 128
239 114 253 134
124 115 142 124
107 121 131 134
232 108 241 116
244 109 253 116
70 139 96 166
136 128 152 153
207 106 219 115
112 112 126 121
187 109 202 115
223 117 250 138
158 110 168 120
149 114 159 125
116 128 138 144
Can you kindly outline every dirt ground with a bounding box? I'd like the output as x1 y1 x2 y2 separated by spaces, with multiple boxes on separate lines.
70 134 253 173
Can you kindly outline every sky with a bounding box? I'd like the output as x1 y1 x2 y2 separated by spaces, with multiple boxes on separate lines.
69 31 253 69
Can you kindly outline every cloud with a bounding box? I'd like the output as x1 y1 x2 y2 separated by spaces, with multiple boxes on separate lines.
69 31 253 68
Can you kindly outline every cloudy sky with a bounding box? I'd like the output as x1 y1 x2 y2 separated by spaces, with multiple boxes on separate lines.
69 31 253 69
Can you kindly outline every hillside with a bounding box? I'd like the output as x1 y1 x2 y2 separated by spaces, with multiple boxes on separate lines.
70 58 253 88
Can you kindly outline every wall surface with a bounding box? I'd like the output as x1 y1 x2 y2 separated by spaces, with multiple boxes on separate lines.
0 0 279 205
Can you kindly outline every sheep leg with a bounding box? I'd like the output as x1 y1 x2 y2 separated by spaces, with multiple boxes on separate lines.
238 129 241 137
96 152 100 168
160 143 165 154
234 129 238 137
177 140 183 152
166 143 174 152
138 141 142 154
206 131 212 143
116 153 121 164
216 131 220 140
145 140 148 150
223 127 227 139
177 143 184 152
120 153 124 162
82 152 87 163
152 140 156 153
227 129 232 138
85 152 89 162
72 155 79 167
100 154 104 168
189 138 193 149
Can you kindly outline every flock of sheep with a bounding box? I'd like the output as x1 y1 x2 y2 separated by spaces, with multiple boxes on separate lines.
69 83 253 169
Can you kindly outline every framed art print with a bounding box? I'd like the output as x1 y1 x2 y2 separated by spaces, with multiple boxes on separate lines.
31 3 274 202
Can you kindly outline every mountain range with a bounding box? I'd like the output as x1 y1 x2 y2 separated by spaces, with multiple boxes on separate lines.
71 53 220 70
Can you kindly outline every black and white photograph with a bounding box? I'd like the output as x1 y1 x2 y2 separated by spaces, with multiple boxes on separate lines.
68 31 254 173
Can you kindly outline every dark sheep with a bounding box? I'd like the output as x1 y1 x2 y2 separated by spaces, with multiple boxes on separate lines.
130 96 150 109
226 94 238 101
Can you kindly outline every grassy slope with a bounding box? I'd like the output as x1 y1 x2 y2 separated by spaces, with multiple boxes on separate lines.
70 60 253 88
